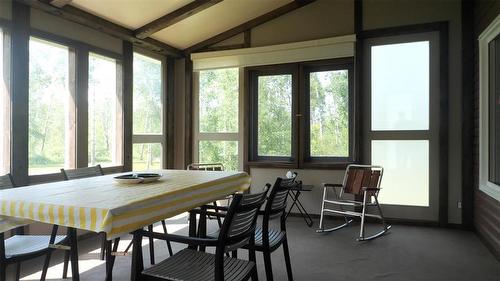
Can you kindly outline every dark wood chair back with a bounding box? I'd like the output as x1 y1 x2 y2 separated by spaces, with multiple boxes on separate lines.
61 165 103 180
342 165 383 196
218 189 268 252
187 163 224 171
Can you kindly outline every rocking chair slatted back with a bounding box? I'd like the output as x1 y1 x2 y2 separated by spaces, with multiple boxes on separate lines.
342 165 383 196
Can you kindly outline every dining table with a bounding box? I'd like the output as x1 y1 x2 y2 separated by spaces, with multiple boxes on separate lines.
0 169 251 281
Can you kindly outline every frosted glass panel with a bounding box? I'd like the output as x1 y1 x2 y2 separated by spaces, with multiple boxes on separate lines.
371 41 429 131
371 140 429 206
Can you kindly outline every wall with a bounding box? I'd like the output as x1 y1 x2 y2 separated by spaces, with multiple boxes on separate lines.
473 0 500 259
0 0 11 20
244 0 463 224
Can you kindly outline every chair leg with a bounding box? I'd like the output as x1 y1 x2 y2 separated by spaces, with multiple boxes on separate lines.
318 186 327 230
100 233 107 261
263 251 274 281
161 220 173 256
148 225 155 265
15 262 21 281
62 250 70 279
40 250 52 281
358 191 368 241
232 250 238 258
250 267 259 281
282 237 294 281
0 263 6 281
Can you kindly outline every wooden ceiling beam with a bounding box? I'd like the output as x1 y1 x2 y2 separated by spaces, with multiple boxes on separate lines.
134 0 223 40
184 0 316 54
17 0 183 57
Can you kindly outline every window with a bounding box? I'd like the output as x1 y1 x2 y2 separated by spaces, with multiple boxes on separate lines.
88 53 121 167
257 74 293 158
0 28 9 175
489 35 500 186
194 68 241 171
479 14 500 201
28 37 72 175
247 59 353 167
132 52 165 171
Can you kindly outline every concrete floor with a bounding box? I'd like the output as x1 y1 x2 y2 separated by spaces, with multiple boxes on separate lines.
10 214 500 281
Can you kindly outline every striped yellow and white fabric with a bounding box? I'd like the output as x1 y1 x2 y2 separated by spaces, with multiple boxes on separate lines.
0 170 250 239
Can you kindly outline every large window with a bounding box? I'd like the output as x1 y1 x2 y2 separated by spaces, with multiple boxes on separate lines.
132 52 165 171
0 28 9 175
247 59 353 167
479 15 500 201
28 37 72 175
489 35 500 186
194 68 241 171
88 53 121 167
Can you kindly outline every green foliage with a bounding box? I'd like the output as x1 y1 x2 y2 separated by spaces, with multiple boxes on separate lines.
310 70 349 157
198 69 239 170
257 75 292 157
133 54 162 134
199 141 238 171
199 69 238 132
88 54 117 166
28 39 69 174
133 143 161 171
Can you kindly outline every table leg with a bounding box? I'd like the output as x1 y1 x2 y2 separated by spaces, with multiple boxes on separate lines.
69 227 80 281
286 190 314 227
105 237 121 281
188 211 197 250
198 206 207 252
130 231 144 281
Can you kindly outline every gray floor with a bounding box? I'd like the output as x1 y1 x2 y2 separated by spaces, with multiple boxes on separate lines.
12 215 500 281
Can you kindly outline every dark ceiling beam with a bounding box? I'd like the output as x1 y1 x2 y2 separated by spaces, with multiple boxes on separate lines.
184 0 315 54
16 0 183 57
134 0 223 39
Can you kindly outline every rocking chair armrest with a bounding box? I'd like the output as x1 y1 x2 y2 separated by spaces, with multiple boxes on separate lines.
323 183 343 188
362 187 381 191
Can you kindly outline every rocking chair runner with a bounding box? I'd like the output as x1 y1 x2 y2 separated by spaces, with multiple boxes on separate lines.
316 164 391 241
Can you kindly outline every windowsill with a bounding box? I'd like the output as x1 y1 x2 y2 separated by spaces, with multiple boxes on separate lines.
28 165 125 185
479 182 500 202
246 161 353 170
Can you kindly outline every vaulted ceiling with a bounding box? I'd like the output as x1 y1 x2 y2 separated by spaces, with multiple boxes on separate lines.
69 0 293 50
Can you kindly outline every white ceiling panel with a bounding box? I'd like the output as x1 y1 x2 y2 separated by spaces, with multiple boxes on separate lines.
151 0 292 49
70 0 195 30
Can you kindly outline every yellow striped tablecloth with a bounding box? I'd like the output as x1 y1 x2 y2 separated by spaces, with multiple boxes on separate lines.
0 170 250 239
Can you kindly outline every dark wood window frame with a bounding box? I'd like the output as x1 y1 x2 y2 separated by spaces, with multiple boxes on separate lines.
489 34 500 186
245 58 355 170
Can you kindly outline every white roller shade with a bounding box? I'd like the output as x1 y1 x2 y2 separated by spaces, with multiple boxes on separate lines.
191 34 356 71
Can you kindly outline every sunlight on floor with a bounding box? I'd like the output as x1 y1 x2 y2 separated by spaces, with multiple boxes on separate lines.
21 213 189 281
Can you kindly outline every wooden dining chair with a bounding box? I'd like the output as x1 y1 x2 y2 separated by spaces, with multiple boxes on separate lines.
130 189 268 281
187 163 226 227
209 177 297 281
316 164 391 241
0 174 69 281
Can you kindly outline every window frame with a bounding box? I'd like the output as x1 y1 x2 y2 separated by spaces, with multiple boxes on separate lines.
301 58 355 167
0 25 11 175
245 58 355 169
87 51 123 168
27 29 124 182
479 14 500 201
192 67 244 171
131 48 168 171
